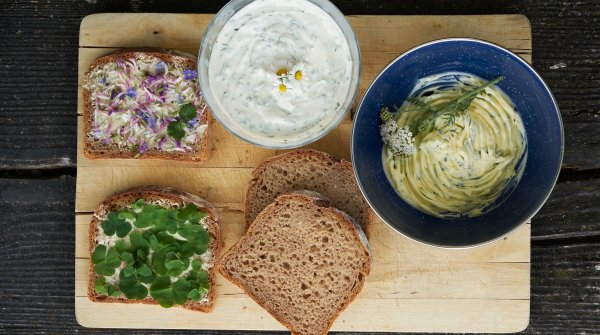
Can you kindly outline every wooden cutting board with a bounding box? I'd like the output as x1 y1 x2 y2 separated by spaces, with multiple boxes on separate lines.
75 13 531 333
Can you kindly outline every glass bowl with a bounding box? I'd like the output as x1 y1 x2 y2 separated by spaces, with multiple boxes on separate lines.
198 0 361 149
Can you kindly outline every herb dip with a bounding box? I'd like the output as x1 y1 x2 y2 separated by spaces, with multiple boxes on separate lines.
208 0 353 143
383 73 528 218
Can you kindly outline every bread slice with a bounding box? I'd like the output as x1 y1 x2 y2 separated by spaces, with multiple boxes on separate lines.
82 48 212 161
220 192 372 335
88 186 221 312
245 149 374 236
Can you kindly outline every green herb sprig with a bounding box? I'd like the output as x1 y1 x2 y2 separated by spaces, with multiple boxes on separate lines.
167 103 198 140
408 76 504 136
380 76 504 157
91 199 211 307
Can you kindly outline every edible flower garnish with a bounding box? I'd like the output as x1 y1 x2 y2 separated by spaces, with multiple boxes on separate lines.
84 56 208 154
183 69 197 81
290 62 307 81
271 61 311 98
380 107 416 157
380 76 504 157
126 87 137 98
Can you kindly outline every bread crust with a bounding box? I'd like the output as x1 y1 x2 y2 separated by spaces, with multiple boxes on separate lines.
87 186 221 312
221 192 372 335
82 48 212 162
244 149 375 237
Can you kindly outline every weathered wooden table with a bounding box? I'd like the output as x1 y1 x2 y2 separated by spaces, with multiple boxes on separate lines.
0 1 599 334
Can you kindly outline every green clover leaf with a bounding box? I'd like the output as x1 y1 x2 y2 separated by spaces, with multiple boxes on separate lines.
172 278 192 305
134 203 159 228
118 211 135 222
95 277 107 295
167 121 185 140
114 239 131 254
188 288 201 301
131 198 145 212
100 212 118 236
166 259 188 277
122 265 135 278
157 231 177 246
148 234 161 252
92 245 121 276
107 284 120 297
136 263 155 284
119 270 148 300
149 275 175 308
129 231 150 254
137 263 153 277
152 244 179 275
179 103 197 122
120 251 135 266
102 212 132 238
177 204 207 224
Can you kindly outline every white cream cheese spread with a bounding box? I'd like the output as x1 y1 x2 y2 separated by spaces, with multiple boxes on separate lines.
208 0 353 143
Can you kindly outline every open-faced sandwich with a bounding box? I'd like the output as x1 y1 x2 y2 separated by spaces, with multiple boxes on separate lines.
82 49 211 161
88 187 220 312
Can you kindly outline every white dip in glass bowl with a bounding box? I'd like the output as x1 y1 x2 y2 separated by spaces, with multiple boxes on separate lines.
199 0 361 148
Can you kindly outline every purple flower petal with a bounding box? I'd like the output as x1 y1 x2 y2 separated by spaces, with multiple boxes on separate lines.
139 142 149 154
183 69 197 81
126 87 137 98
156 61 167 73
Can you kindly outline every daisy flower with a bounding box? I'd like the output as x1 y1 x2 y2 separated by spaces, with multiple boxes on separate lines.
290 62 308 82
269 60 294 79
272 76 294 97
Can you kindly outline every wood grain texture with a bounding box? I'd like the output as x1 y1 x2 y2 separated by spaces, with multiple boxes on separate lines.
72 13 531 332
532 177 600 241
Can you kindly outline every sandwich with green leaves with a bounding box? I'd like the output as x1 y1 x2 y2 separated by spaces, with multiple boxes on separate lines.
87 186 221 312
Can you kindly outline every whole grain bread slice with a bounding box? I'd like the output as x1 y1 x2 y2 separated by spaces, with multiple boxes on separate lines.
220 192 372 335
82 48 212 162
245 149 374 237
88 186 221 312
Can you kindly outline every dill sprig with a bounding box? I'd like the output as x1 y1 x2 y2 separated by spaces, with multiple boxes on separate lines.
408 76 504 136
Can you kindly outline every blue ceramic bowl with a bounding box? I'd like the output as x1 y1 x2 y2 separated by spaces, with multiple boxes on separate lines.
352 38 564 248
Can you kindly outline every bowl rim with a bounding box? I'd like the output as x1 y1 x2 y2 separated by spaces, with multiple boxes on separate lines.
351 37 565 249
197 0 362 149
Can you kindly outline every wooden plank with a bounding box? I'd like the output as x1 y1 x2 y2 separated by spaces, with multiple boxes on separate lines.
74 296 529 333
532 177 600 240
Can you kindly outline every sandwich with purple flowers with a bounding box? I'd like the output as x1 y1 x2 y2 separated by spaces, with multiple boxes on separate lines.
82 49 212 161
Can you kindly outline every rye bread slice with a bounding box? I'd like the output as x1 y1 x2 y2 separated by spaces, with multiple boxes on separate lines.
88 186 221 312
82 48 212 162
245 149 374 237
220 192 372 335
